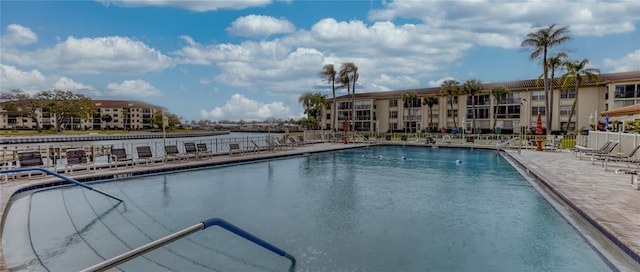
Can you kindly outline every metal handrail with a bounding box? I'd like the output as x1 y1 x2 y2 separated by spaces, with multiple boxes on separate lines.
81 217 296 272
0 167 123 202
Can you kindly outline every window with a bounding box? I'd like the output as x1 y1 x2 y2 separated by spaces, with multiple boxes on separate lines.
614 84 638 98
559 105 571 115
531 106 546 115
560 122 576 131
447 97 458 104
389 100 398 107
532 91 545 101
447 109 458 117
560 89 576 99
389 111 398 119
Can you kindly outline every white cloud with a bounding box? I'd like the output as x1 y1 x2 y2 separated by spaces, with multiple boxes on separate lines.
427 77 458 88
603 49 640 73
0 64 48 94
105 79 163 97
97 0 272 11
201 93 292 121
0 64 100 95
227 15 296 37
1 24 37 46
53 77 102 96
3 36 173 74
368 0 640 37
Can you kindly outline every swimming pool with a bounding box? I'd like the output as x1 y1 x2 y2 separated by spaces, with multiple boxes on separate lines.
3 145 613 271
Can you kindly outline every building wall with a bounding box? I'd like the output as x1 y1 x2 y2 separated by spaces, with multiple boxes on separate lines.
322 73 640 134
0 100 161 130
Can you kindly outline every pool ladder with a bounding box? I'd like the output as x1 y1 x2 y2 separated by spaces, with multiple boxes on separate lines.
81 217 296 272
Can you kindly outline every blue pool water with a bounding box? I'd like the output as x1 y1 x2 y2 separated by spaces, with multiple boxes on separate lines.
4 146 612 271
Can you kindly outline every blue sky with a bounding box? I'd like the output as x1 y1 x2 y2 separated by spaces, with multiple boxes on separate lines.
2 0 639 122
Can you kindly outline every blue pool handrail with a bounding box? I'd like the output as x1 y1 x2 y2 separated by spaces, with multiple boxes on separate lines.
0 167 123 203
80 217 296 272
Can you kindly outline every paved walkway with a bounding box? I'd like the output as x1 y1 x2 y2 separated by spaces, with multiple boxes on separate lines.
1 143 639 271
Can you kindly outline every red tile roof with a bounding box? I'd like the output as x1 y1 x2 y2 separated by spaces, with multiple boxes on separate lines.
93 100 163 110
601 103 640 117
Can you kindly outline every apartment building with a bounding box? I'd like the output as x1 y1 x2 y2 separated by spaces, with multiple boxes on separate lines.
323 71 640 134
0 99 163 130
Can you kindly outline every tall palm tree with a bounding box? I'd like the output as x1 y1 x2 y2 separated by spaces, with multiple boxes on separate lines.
463 79 484 133
423 95 439 132
440 79 461 130
489 85 508 131
559 59 600 135
521 24 571 134
402 91 418 133
319 64 336 131
536 51 568 132
336 72 350 130
339 63 358 131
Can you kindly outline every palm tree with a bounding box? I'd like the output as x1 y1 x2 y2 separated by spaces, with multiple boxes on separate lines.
463 79 483 133
298 92 313 122
319 64 336 131
559 59 600 135
402 91 418 133
440 79 461 130
536 51 568 132
339 63 358 131
521 24 571 134
423 95 439 132
489 85 508 131
336 72 351 131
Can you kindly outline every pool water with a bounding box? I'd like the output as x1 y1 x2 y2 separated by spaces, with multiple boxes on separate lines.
4 146 612 271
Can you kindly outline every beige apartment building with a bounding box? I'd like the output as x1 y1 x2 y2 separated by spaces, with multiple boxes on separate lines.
324 71 640 134
0 100 163 130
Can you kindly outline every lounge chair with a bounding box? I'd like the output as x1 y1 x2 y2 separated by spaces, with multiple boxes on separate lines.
196 143 213 159
287 137 300 147
592 144 640 170
229 143 242 156
16 150 47 178
275 137 294 149
164 145 184 162
136 146 156 165
579 141 618 160
110 148 133 169
65 149 95 174
184 142 198 159
574 140 615 158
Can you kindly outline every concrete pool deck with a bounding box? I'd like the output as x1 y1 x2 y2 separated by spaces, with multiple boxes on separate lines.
1 142 639 271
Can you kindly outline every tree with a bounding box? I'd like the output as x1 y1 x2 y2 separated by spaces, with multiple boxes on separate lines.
101 114 113 129
441 79 461 129
559 59 600 135
298 92 328 129
402 91 418 133
521 24 571 134
423 95 439 132
0 89 46 132
122 108 130 130
489 85 508 131
463 79 484 133
536 51 568 131
36 90 96 132
153 111 181 129
319 64 337 131
339 63 358 131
